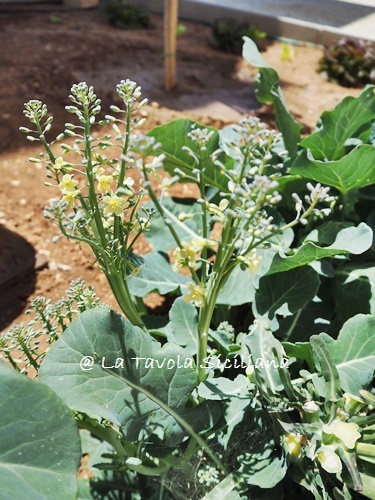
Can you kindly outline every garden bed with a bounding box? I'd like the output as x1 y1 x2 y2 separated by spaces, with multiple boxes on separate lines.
0 6 363 331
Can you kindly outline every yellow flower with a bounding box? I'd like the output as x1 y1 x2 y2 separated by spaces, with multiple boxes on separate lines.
191 237 216 251
323 420 361 449
285 433 303 457
58 174 78 193
93 165 105 176
247 249 262 276
183 282 206 308
103 194 126 216
97 174 113 193
173 242 197 270
207 198 229 220
317 448 342 473
62 189 80 206
54 156 68 171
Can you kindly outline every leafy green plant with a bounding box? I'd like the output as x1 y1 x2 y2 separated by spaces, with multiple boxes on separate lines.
211 17 267 54
101 0 150 29
319 36 375 88
2 37 375 499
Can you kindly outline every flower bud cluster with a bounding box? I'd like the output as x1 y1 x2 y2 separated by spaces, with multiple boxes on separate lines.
187 126 215 152
66 83 101 125
23 100 48 124
292 182 335 224
116 79 142 106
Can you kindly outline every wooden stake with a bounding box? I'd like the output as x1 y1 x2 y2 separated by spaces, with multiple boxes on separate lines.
164 0 179 91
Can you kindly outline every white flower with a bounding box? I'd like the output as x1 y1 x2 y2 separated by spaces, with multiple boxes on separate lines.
322 420 361 449
317 448 342 473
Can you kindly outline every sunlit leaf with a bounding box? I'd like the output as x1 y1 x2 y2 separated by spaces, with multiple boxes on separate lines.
0 362 80 499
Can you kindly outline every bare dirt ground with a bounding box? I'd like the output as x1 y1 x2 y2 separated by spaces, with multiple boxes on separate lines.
0 5 362 332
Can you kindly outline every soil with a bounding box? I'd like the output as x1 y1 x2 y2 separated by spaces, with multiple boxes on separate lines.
0 4 363 333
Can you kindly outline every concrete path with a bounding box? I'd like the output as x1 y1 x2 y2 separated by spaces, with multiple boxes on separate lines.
134 0 375 44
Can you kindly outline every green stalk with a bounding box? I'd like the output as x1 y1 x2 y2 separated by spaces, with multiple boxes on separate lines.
117 103 131 188
83 107 107 250
143 166 200 283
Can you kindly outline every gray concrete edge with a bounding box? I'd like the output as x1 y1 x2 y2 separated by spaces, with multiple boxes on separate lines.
130 0 369 45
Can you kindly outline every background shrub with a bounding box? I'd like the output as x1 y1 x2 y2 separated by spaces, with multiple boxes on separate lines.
319 36 375 88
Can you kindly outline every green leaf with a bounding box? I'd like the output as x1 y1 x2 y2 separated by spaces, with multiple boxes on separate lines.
217 265 255 305
255 267 320 319
242 37 302 159
220 398 252 450
310 335 342 402
242 318 284 402
290 144 375 194
264 223 373 275
299 86 375 161
282 342 314 368
0 361 80 499
39 307 197 444
202 473 244 499
333 265 375 323
168 297 198 355
146 119 233 191
235 406 287 488
143 197 205 252
320 314 375 393
198 374 250 400
304 221 354 246
361 473 375 500
127 252 188 297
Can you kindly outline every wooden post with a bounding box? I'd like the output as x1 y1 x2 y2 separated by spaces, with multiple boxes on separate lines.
164 0 179 91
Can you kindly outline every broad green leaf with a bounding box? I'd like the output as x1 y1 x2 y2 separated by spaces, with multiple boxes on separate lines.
39 307 197 444
300 86 375 160
282 342 314 369
143 197 206 252
202 473 244 499
220 398 252 450
208 327 239 355
290 144 375 194
157 400 222 447
198 374 250 400
242 37 302 159
288 462 326 500
168 297 198 355
239 450 287 489
310 335 342 403
265 223 372 275
320 314 375 393
277 297 333 342
127 252 188 297
146 119 233 191
235 406 287 488
0 361 80 499
217 265 255 305
255 267 320 319
333 265 375 323
242 318 284 401
304 221 354 246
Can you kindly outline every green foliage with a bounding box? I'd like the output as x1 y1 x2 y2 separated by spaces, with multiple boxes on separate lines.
319 36 375 88
9 38 375 499
242 37 303 159
0 279 100 375
0 361 81 498
101 0 150 29
211 17 267 54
